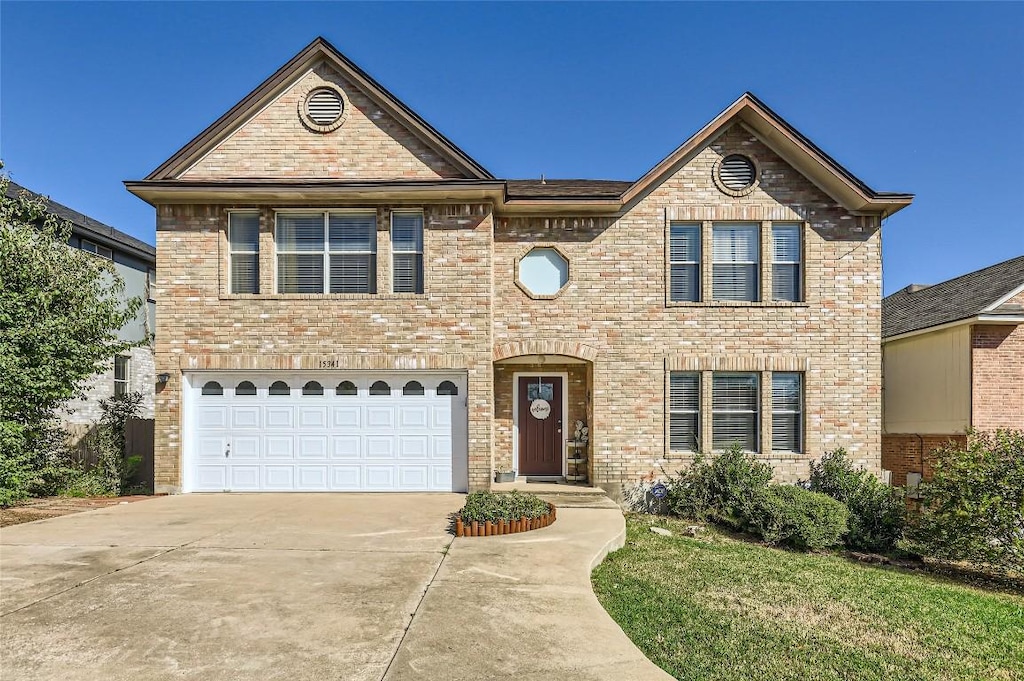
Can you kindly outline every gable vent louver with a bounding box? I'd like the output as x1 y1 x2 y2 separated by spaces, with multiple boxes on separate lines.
718 155 757 190
306 89 343 125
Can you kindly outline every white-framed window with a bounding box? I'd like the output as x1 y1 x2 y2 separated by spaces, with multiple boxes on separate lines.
669 222 700 302
772 224 802 302
712 224 759 302
114 356 129 396
228 212 259 294
712 372 759 451
669 372 700 451
772 372 803 452
391 211 424 293
81 239 113 260
276 211 376 294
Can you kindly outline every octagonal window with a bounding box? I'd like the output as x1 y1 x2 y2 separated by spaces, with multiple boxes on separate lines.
518 247 569 297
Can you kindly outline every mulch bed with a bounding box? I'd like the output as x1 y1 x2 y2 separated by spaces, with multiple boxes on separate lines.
0 495 154 527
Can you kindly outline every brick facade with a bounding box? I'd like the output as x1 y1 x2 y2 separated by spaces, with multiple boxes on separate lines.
144 48 897 494
972 323 1024 431
881 433 967 488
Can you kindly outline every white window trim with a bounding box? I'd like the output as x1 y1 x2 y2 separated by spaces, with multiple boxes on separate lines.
114 355 130 396
711 371 760 452
81 239 113 260
391 209 424 294
771 372 804 453
228 211 260 295
712 223 761 302
771 223 803 302
669 222 701 303
274 209 376 294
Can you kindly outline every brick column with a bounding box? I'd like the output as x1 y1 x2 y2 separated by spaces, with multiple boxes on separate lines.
761 371 773 456
760 220 772 303
701 221 713 303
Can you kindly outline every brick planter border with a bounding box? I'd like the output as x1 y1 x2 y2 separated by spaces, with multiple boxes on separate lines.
455 504 556 537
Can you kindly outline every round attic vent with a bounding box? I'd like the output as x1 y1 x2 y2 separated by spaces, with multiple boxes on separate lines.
299 85 348 133
717 155 757 191
306 89 343 125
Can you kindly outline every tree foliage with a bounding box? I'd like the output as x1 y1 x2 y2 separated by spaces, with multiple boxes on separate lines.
904 429 1024 573
0 169 142 504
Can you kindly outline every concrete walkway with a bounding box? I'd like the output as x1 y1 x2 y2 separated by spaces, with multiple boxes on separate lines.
0 494 670 680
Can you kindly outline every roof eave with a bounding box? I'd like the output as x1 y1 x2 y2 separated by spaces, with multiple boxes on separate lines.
883 314 1024 342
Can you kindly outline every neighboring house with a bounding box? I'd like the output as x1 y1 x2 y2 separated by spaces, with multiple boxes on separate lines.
126 37 912 496
882 256 1024 487
5 181 157 427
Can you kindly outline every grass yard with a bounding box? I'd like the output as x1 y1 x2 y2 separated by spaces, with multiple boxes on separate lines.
592 516 1024 681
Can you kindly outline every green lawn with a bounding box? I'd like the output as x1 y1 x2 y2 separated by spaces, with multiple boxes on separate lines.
592 516 1024 681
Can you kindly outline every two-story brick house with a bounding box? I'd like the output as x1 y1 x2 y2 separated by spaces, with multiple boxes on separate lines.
127 37 912 495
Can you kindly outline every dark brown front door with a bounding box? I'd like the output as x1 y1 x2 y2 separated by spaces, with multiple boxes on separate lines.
518 376 563 476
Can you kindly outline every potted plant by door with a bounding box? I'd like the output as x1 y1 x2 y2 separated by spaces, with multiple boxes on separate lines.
494 469 516 483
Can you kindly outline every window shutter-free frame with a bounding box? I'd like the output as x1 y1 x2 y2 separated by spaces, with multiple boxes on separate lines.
392 212 424 294
228 213 260 294
669 223 700 302
772 372 803 452
772 224 802 302
712 224 759 302
669 372 700 451
712 372 759 451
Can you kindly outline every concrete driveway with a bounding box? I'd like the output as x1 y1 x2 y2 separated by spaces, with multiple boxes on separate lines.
1 494 670 681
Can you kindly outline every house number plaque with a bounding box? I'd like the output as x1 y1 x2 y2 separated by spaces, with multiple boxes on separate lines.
530 399 551 420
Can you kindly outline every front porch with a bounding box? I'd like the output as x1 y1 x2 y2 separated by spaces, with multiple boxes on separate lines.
492 353 594 486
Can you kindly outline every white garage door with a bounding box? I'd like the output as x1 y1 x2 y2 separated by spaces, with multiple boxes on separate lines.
184 373 467 493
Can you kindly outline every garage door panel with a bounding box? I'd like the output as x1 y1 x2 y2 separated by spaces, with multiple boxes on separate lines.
331 436 361 459
432 466 453 490
189 373 466 492
299 407 327 428
298 436 328 459
297 466 328 490
398 436 428 459
398 466 428 489
265 437 294 459
230 466 261 490
198 407 228 429
366 406 396 428
366 436 395 459
330 466 361 490
364 466 395 490
332 406 360 428
231 407 261 429
265 407 294 428
264 466 295 489
232 437 260 459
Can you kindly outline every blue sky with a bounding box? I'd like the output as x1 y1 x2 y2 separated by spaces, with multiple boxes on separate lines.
2 2 1022 294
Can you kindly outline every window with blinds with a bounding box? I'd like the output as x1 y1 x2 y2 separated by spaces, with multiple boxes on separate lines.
392 211 424 293
669 222 700 302
772 224 802 302
772 372 803 452
276 211 376 294
228 213 259 294
669 372 700 451
712 372 759 451
712 224 759 302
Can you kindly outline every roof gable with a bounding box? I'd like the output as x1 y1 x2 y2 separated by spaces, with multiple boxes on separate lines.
882 255 1024 338
147 37 491 181
623 93 913 217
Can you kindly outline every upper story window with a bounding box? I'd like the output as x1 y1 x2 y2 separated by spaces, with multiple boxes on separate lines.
517 247 569 297
391 211 424 293
228 212 260 294
114 356 129 396
712 224 760 302
669 222 700 302
276 211 376 294
772 224 802 302
82 239 113 260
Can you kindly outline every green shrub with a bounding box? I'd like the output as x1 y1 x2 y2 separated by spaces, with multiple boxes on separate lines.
458 490 550 523
751 485 849 550
807 448 906 553
904 429 1024 573
665 445 773 530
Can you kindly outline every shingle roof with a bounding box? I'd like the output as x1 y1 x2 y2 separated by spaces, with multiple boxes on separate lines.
5 180 156 261
882 255 1024 338
505 179 632 199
